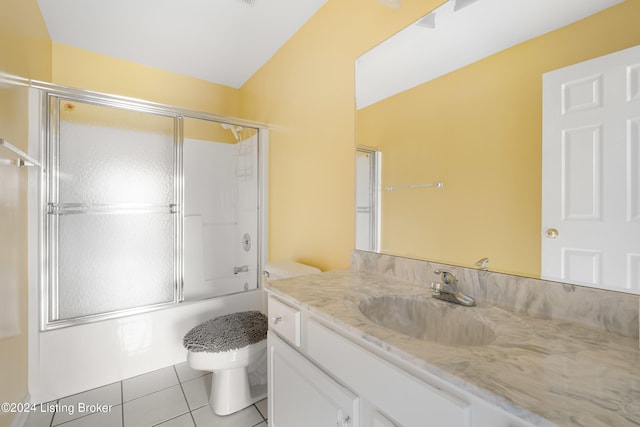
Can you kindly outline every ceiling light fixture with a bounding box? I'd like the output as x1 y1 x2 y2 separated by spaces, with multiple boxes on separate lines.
416 12 436 29
453 0 480 12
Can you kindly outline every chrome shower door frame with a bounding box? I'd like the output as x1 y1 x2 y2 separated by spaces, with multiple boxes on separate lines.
37 83 265 330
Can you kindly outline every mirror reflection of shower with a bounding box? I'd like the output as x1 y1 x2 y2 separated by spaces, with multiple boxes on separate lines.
355 146 380 252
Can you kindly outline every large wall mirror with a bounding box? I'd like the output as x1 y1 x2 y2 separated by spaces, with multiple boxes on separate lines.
355 0 640 293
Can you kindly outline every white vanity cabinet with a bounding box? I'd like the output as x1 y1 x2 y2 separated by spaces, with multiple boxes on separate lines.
266 294 537 427
268 331 358 427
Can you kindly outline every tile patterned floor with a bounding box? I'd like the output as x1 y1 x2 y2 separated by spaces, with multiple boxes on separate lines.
24 363 268 427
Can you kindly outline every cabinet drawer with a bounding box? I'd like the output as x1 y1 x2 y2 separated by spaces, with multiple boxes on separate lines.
268 297 301 347
307 319 471 427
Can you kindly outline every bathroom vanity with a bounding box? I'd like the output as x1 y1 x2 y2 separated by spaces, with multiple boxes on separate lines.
264 252 640 427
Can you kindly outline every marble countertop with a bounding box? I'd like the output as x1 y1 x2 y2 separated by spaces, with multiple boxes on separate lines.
264 270 640 427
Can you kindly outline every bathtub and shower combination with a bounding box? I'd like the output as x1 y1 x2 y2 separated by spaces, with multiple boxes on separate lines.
26 83 268 403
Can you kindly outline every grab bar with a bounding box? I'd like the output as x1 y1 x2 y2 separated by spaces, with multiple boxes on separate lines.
0 138 40 167
384 181 443 192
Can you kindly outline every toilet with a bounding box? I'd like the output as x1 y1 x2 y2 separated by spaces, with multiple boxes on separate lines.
183 261 320 416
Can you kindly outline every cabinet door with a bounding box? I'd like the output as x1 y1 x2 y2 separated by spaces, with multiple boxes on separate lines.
268 331 358 427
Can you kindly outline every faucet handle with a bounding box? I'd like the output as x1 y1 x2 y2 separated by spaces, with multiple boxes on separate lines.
434 269 457 285
430 281 457 294
475 257 490 271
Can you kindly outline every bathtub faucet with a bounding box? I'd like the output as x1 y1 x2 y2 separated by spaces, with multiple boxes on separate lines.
234 265 249 274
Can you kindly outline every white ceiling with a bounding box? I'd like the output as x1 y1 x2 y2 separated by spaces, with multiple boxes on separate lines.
37 0 327 88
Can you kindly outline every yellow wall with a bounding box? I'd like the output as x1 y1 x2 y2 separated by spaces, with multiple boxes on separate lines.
240 0 443 271
356 0 640 277
0 0 51 424
51 43 240 117
0 0 51 79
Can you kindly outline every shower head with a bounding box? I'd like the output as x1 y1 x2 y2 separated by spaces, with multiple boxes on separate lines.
221 123 242 142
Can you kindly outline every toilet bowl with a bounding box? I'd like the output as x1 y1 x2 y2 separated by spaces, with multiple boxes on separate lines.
187 340 268 416
183 311 268 416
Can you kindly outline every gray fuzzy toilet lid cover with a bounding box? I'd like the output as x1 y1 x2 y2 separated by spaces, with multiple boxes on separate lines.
183 310 268 353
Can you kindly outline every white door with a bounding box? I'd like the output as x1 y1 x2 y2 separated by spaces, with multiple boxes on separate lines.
542 44 640 291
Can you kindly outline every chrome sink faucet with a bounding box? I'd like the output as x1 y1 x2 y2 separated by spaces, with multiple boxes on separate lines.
430 269 476 307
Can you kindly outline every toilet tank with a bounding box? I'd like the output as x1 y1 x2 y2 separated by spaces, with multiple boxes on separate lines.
263 261 321 280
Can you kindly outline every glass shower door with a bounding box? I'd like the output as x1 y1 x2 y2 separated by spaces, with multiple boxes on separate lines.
46 97 179 324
